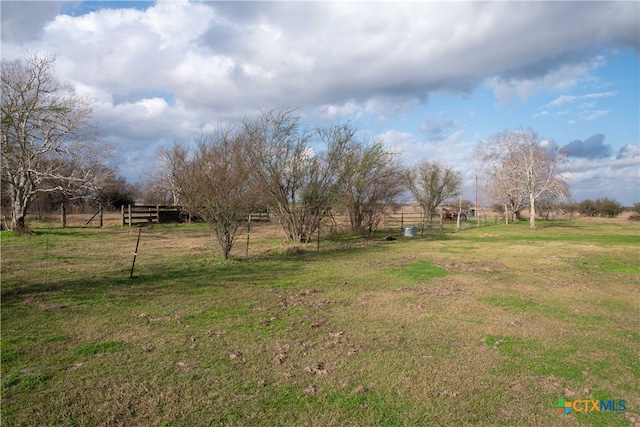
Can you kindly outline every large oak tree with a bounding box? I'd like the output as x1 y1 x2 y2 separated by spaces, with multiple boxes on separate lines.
1 53 110 230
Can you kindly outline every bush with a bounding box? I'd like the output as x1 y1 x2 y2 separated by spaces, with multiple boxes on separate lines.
578 199 599 216
558 201 578 216
596 198 623 218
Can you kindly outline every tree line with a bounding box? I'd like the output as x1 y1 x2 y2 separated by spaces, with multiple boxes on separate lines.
10 53 631 258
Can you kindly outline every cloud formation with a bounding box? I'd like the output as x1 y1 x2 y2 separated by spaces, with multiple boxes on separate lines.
562 134 612 159
545 91 618 109
1 1 638 203
0 1 64 43
420 119 459 141
563 148 640 204
617 144 640 160
4 1 635 117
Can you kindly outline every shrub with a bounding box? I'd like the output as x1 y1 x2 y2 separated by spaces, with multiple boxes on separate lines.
578 199 599 216
596 198 623 218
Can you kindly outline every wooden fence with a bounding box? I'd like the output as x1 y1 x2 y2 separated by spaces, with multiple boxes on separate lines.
121 205 181 226
57 203 491 229
120 205 271 226
60 204 106 228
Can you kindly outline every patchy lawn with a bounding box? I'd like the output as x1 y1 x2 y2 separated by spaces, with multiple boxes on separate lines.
2 219 638 426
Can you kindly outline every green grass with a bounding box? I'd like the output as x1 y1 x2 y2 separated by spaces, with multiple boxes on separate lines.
574 256 640 274
392 260 448 282
1 219 639 426
74 341 126 356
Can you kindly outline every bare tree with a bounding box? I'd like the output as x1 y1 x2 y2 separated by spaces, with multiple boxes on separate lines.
475 129 570 228
483 158 526 224
178 129 255 259
403 160 462 226
243 108 335 243
148 141 190 206
1 53 110 230
321 122 404 234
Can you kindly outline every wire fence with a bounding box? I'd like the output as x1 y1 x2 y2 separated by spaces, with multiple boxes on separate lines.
23 205 509 233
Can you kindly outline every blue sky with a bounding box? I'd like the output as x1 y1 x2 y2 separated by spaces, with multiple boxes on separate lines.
2 0 639 204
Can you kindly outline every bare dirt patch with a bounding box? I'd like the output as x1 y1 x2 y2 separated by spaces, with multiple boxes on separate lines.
42 304 66 311
279 288 336 308
23 296 44 304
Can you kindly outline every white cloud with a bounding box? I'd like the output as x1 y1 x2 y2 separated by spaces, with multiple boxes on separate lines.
317 102 363 121
539 90 618 123
420 118 459 140
380 128 475 168
561 145 640 204
617 144 640 159
579 110 610 121
546 95 579 108
488 62 592 105
546 91 617 108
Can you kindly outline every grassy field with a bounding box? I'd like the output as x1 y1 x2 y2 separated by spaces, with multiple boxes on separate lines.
1 218 639 426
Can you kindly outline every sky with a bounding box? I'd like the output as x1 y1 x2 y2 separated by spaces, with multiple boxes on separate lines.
1 0 639 205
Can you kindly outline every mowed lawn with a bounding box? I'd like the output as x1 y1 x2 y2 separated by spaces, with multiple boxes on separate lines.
1 218 639 426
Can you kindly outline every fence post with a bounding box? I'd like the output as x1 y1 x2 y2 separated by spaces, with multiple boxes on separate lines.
246 214 251 258
156 205 160 224
99 205 103 227
400 212 404 233
130 227 141 279
121 205 125 226
61 204 66 228
128 204 132 227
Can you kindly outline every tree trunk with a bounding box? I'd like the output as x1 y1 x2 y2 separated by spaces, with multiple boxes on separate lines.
10 209 26 231
10 185 28 231
504 204 509 225
529 192 536 229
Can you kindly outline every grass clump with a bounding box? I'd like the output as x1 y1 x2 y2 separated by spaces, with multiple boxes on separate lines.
479 295 539 313
74 341 125 356
574 256 640 274
393 259 448 282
